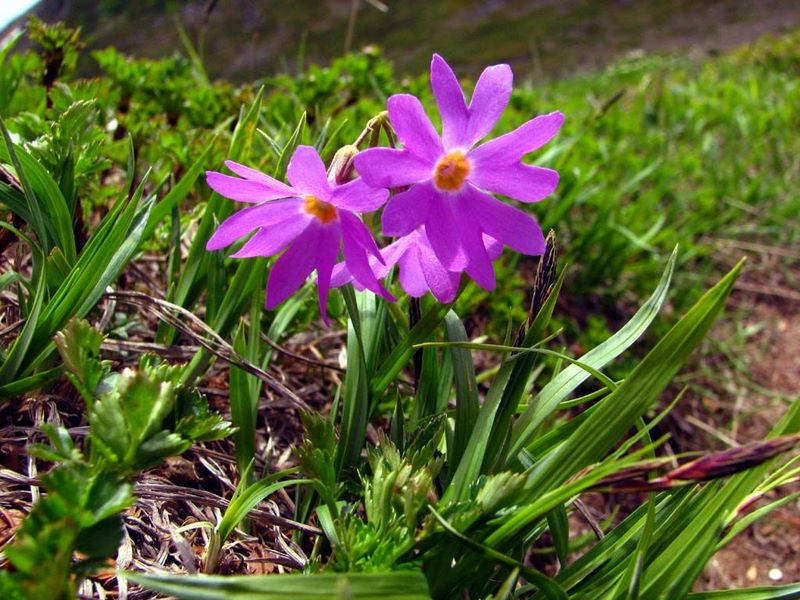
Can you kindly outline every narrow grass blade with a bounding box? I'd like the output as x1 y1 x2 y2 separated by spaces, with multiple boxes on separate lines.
144 139 215 238
2 177 156 389
172 88 264 318
230 322 259 480
0 117 51 255
685 584 800 599
445 310 478 471
371 300 453 397
547 504 570 569
508 248 676 460
615 494 656 599
526 259 741 497
335 309 370 477
639 395 800 598
429 506 568 600
443 269 564 504
0 263 46 384
216 472 308 544
128 570 432 600
273 112 307 178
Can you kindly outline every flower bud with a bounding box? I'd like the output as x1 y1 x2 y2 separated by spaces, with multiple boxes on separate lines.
328 144 359 185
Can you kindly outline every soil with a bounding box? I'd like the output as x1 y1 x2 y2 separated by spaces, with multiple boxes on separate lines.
694 298 800 590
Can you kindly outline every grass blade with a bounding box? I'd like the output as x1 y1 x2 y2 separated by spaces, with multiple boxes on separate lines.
508 247 677 460
129 570 432 599
445 310 478 471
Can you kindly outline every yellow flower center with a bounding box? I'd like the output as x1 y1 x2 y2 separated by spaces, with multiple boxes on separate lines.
304 195 338 224
433 150 471 192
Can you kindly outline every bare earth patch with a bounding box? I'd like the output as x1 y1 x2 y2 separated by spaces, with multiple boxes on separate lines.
695 295 800 589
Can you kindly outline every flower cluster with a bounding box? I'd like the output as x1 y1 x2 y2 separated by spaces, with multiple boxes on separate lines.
205 54 563 321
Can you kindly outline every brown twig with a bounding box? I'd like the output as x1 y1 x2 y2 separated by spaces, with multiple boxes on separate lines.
105 291 312 411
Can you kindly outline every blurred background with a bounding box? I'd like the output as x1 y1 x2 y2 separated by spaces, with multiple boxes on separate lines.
3 0 800 81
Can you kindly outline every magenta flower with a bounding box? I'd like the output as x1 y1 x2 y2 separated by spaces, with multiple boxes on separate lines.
354 54 563 292
205 145 393 322
331 228 502 304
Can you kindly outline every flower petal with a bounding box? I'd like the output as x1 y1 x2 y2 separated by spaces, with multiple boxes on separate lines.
354 148 433 189
424 192 468 271
417 234 460 303
397 245 428 298
380 234 415 271
315 224 340 324
483 234 503 261
329 233 412 289
330 177 389 212
206 199 303 250
223 160 297 195
342 222 395 301
286 145 331 199
387 94 444 162
339 211 383 262
464 63 513 147
231 214 312 258
207 171 295 203
468 111 564 165
330 262 351 288
463 186 545 255
381 182 436 237
265 223 320 310
470 163 559 203
454 196 495 290
431 54 469 149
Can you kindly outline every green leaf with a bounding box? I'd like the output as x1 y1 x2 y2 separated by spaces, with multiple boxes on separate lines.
216 471 308 545
53 318 107 403
686 584 800 599
443 268 564 505
372 300 453 397
0 131 77 264
5 176 156 387
429 506 568 600
273 112 307 178
638 395 800 598
144 139 215 239
614 493 656 599
129 571 432 600
179 257 267 387
74 515 124 564
0 256 46 385
445 310 479 472
335 297 371 477
0 117 54 256
508 248 677 460
507 260 741 547
547 504 570 569
88 368 176 470
172 87 264 322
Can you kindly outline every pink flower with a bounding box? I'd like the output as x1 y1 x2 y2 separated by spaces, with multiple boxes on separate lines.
331 228 502 304
205 145 393 322
354 54 563 292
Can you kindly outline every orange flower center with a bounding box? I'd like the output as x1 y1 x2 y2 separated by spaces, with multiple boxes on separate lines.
304 195 338 224
433 150 471 192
